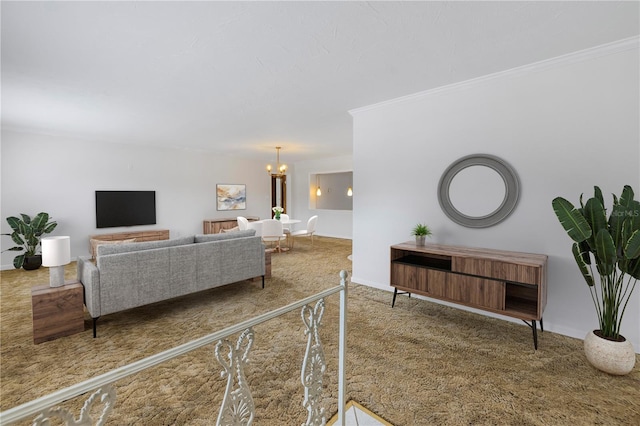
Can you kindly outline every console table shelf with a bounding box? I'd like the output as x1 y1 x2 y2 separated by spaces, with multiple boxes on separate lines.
390 242 547 349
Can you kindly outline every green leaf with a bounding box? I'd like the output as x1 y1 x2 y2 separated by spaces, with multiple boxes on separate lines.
578 240 592 264
619 185 634 207
583 197 608 248
42 222 57 234
627 200 640 232
6 216 21 232
31 212 49 231
593 186 604 208
594 228 616 275
572 243 594 286
17 221 29 236
10 232 24 246
624 230 640 260
609 204 626 251
552 197 592 243
622 258 640 280
12 254 24 269
19 213 31 224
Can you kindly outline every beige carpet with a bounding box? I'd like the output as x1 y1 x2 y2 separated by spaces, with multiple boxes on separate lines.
1 236 639 425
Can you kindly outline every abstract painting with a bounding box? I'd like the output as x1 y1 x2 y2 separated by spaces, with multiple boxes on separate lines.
216 184 246 210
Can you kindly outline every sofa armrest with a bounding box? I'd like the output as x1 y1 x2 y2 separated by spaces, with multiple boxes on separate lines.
77 256 101 318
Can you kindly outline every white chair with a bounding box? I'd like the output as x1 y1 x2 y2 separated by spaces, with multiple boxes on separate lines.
278 214 291 235
290 215 318 248
237 216 249 231
261 219 287 252
247 220 262 237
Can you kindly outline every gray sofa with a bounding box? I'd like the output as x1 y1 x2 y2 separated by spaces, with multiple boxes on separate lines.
77 230 265 337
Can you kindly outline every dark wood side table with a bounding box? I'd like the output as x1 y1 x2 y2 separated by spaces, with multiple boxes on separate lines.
31 281 85 344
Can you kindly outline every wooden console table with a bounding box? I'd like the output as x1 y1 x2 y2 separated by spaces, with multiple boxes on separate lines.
89 229 170 259
390 242 547 349
203 217 260 234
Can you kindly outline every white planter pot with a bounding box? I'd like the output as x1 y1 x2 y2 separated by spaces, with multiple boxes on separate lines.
584 330 636 375
415 236 426 246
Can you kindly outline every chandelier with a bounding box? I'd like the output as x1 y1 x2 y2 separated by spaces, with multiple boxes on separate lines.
266 146 287 176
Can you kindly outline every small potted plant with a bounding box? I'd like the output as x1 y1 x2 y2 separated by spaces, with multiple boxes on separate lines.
552 185 639 375
2 212 58 270
272 206 284 220
411 223 432 246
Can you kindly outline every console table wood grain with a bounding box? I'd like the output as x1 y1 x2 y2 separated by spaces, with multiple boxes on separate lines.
203 217 260 234
390 242 547 349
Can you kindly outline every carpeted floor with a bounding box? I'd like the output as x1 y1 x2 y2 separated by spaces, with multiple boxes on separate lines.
1 236 639 425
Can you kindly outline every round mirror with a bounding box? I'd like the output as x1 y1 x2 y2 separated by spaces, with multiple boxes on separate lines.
438 154 519 228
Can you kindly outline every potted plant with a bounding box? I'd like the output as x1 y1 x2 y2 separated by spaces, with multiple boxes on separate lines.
411 223 432 246
272 206 284 220
2 212 58 270
552 185 639 375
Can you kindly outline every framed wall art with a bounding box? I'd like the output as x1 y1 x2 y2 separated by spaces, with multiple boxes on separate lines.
216 184 246 211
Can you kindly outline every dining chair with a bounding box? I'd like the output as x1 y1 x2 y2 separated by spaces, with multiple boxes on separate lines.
261 219 287 252
237 216 249 231
278 214 291 235
247 220 263 237
290 215 318 248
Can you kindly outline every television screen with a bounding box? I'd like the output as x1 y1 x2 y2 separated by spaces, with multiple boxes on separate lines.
95 191 156 228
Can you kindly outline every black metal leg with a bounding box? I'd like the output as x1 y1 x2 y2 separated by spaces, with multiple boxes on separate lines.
93 317 99 338
391 288 412 308
521 319 539 350
262 275 265 289
540 317 544 333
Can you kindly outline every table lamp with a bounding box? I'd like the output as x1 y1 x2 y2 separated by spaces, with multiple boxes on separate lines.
42 236 71 287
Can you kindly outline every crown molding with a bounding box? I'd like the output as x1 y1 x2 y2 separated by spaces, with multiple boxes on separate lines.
350 36 640 115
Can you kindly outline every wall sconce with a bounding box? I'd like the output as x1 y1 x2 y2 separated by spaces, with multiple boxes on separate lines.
42 236 71 287
347 187 353 197
316 175 322 196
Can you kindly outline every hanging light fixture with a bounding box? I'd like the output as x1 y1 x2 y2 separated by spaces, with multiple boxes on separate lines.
266 146 287 177
347 187 353 197
316 175 322 196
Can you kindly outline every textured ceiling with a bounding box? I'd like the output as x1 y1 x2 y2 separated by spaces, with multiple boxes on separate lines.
2 1 638 162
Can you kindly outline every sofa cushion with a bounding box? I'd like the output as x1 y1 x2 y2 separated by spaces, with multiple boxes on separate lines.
97 235 195 257
194 229 255 243
90 238 136 260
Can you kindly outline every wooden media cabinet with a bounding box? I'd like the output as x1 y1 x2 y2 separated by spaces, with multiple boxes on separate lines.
89 229 170 259
203 217 260 234
390 242 547 349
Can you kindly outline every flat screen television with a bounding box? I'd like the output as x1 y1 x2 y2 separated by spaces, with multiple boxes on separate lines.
95 191 156 228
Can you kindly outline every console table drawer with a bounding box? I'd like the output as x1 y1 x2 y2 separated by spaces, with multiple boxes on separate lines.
447 275 505 310
391 263 449 296
452 257 540 285
391 263 426 292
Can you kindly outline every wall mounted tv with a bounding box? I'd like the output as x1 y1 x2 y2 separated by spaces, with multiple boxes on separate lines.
95 191 156 228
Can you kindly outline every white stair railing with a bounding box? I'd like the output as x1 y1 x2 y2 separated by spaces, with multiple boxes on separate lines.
0 271 349 426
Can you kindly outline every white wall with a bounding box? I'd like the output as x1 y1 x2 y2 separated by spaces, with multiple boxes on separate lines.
1 130 272 268
290 155 353 239
351 38 640 351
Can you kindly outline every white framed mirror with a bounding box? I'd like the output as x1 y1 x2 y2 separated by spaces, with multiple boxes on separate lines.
438 154 520 228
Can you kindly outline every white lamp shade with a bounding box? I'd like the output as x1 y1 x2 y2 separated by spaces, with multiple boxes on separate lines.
42 236 71 267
